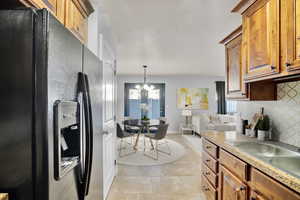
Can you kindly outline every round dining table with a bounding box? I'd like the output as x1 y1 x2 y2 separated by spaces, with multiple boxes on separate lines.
128 119 160 150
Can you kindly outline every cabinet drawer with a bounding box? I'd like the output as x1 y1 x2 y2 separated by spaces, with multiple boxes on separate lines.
219 149 247 181
201 175 217 200
250 168 300 200
202 151 218 173
203 139 218 159
202 163 218 188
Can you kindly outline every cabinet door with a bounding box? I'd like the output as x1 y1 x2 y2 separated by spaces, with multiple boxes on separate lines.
250 168 300 200
226 34 247 99
56 0 66 24
284 0 300 72
65 0 88 43
242 0 280 80
219 166 247 200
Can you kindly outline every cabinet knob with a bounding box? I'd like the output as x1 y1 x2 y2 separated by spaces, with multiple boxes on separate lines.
297 36 300 40
270 66 276 71
205 159 210 162
206 146 211 149
286 62 292 67
205 172 210 175
235 186 246 192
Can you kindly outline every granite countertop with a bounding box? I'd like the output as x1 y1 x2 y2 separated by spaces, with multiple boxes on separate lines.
202 131 300 193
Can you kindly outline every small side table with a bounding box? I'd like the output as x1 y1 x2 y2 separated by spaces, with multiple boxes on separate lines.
180 124 194 135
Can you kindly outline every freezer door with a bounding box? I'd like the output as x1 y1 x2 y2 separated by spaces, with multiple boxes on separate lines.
0 10 35 200
83 47 103 200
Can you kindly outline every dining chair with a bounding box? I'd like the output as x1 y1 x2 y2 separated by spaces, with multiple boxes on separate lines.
149 118 167 133
123 118 140 133
144 123 170 160
117 123 136 157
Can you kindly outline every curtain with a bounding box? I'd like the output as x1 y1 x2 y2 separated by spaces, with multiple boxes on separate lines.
216 81 226 114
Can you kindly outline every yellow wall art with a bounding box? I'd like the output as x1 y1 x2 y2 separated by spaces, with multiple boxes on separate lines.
177 88 209 110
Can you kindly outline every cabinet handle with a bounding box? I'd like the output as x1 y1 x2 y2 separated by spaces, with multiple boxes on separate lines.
203 171 210 176
206 146 211 149
205 159 210 162
270 66 276 71
202 186 209 191
286 62 292 67
297 36 300 40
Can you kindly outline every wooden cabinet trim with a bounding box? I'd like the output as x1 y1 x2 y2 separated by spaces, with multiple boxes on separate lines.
231 0 258 14
219 25 243 45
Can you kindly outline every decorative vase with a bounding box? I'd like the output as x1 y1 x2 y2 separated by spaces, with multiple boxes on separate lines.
141 119 150 125
257 130 267 141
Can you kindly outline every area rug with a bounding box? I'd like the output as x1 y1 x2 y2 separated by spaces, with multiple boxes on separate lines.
117 138 186 166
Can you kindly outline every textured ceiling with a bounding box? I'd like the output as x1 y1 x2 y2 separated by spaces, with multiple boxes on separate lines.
100 0 241 76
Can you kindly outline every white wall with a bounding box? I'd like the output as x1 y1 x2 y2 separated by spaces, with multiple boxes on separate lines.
87 1 116 58
117 75 224 133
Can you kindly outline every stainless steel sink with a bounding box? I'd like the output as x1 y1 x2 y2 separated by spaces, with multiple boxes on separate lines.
231 141 300 157
267 157 300 177
229 141 300 178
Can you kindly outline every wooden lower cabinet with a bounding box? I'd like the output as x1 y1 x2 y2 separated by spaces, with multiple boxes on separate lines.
202 139 219 200
249 168 300 200
201 138 300 200
218 166 247 200
201 175 217 200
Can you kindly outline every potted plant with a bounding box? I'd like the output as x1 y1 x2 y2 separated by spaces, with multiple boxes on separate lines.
257 115 270 141
141 115 150 124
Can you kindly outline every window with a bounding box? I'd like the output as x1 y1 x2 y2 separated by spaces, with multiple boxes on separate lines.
124 83 165 119
226 100 237 114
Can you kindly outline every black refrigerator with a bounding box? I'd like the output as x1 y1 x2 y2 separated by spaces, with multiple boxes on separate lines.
0 8 103 200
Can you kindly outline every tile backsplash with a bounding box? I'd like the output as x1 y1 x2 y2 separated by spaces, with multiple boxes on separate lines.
237 80 300 147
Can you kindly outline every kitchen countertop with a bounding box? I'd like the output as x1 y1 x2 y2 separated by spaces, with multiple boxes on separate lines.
202 131 300 194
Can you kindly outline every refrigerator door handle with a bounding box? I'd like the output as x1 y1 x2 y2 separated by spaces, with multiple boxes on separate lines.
78 73 92 198
83 74 93 196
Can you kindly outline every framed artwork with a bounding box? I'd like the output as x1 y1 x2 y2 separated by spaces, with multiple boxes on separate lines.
177 88 209 110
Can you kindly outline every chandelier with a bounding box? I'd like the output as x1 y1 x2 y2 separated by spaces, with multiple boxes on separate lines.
135 65 155 91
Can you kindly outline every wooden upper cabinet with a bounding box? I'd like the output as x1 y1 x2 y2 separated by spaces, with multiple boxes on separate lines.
242 0 280 81
65 0 88 43
220 26 247 99
219 166 247 200
283 0 300 72
12 0 93 43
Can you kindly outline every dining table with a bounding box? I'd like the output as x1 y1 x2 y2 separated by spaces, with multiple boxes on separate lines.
126 119 160 151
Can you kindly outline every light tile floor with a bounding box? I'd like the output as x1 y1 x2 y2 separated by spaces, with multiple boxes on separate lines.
107 135 206 200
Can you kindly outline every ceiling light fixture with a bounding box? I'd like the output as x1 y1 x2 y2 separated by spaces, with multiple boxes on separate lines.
135 65 155 91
